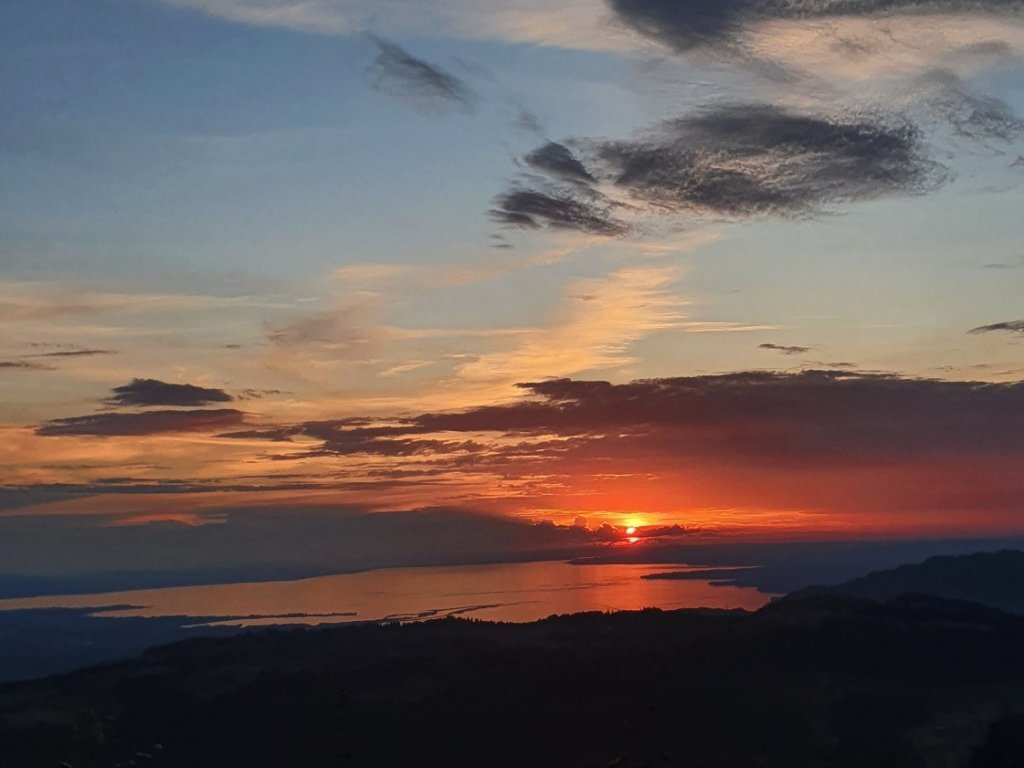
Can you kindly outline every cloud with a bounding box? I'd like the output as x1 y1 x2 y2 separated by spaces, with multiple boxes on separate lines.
17 369 1024 534
26 347 117 359
221 370 1024 526
237 388 289 399
610 0 1024 52
105 378 234 407
0 282 266 322
917 69 1024 141
367 36 477 113
450 266 684 387
132 0 1024 78
491 188 628 235
969 320 1024 335
36 409 247 437
37 350 113 359
523 142 596 183
144 0 639 53
233 370 1024 464
406 372 1024 487
516 107 545 133
265 300 377 352
610 0 746 51
0 348 115 373
287 424 482 458
760 343 811 355
378 360 434 377
498 104 945 234
0 361 53 371
597 105 943 216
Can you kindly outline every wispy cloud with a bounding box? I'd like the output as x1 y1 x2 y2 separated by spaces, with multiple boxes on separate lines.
367 36 477 113
145 0 635 52
450 266 686 388
378 361 434 378
969 320 1024 335
0 282 266 322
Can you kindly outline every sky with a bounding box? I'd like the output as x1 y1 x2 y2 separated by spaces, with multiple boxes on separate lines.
2 0 1024 582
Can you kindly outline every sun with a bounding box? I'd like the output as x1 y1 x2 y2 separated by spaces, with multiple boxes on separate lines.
625 526 637 535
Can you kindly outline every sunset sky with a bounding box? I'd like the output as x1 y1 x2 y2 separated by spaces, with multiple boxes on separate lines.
2 0 1024 580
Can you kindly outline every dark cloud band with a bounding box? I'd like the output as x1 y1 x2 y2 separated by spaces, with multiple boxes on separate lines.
37 409 246 436
225 371 1024 465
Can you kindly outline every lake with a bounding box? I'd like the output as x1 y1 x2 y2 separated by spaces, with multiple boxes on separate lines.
0 560 771 626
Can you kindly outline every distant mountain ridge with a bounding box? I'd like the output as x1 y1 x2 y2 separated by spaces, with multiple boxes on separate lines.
785 549 1024 614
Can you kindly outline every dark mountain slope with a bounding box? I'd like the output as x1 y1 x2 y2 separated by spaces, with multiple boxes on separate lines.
786 550 1024 613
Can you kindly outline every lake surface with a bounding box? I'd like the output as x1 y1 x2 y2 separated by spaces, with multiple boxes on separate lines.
0 561 770 626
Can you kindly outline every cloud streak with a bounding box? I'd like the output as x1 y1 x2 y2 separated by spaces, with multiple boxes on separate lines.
28 348 116 359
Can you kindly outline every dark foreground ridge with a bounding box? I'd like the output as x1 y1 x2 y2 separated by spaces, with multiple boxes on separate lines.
4 592 1024 767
